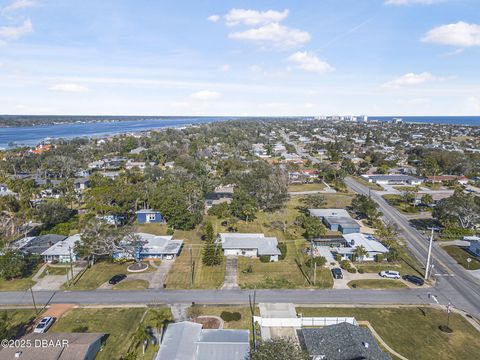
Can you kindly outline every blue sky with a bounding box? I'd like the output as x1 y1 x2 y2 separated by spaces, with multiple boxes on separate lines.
0 0 479 116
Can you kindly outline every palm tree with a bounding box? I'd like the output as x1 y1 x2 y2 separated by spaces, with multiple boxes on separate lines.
133 324 150 355
353 245 368 262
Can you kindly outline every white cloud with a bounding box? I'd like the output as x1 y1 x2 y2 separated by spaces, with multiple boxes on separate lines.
2 0 36 14
248 64 263 73
288 51 334 74
189 90 221 100
217 64 230 72
225 9 289 26
383 72 441 88
0 19 33 43
49 83 90 93
229 23 310 49
465 96 480 113
422 22 480 47
385 0 440 5
207 14 220 22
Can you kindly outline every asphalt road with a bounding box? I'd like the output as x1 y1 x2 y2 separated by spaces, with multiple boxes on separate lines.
345 177 480 318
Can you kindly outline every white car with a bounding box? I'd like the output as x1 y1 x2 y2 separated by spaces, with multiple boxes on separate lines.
33 316 55 333
379 270 401 279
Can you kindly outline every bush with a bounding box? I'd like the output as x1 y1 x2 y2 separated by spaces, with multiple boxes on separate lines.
335 253 342 262
357 268 365 274
278 242 287 260
166 228 175 235
340 260 351 270
304 256 327 268
347 268 357 273
374 254 384 262
259 256 271 263
220 311 242 322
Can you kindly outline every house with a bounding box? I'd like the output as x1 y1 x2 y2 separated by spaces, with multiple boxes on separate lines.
41 234 80 263
74 178 91 192
335 233 389 261
14 234 67 255
217 233 281 262
205 185 234 209
465 236 480 257
136 209 165 224
0 183 15 196
299 322 390 360
0 332 105 360
361 174 423 186
125 160 156 171
308 209 361 234
156 321 249 360
130 146 147 154
113 233 183 260
426 175 469 185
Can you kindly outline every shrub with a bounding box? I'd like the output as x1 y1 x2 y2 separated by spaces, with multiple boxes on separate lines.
259 256 271 263
304 256 327 268
374 254 384 262
347 268 357 273
166 228 175 235
335 253 342 262
278 242 287 260
357 268 365 274
340 260 351 270
220 311 242 322
72 326 88 332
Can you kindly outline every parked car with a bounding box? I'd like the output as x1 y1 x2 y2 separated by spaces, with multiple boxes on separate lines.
379 270 400 279
109 274 127 285
331 268 343 279
403 274 424 286
34 317 55 333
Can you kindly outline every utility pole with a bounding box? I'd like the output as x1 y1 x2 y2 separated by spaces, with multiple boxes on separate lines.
310 239 314 286
425 227 438 280
189 246 193 287
69 246 74 282
29 286 38 314
249 290 257 353
313 262 317 287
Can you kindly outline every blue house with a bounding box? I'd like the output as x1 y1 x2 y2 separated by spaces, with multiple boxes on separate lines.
136 209 165 224
308 209 361 235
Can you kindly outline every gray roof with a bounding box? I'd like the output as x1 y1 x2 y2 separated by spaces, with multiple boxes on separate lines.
365 174 421 182
218 233 281 256
300 322 390 360
156 322 250 360
19 234 67 255
309 209 350 218
324 216 360 229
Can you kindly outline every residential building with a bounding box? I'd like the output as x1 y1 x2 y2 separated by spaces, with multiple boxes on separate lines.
425 175 469 185
136 209 165 224
335 233 389 261
125 160 156 171
205 185 234 209
156 321 250 360
41 234 80 263
308 209 361 234
361 174 423 186
74 178 91 192
113 233 183 260
14 234 67 255
0 332 105 360
299 322 390 360
217 233 281 262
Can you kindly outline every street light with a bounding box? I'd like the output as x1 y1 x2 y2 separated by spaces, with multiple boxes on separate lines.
425 227 438 280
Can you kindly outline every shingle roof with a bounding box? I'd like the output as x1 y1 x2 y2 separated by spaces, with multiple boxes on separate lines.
301 322 390 360
19 234 67 254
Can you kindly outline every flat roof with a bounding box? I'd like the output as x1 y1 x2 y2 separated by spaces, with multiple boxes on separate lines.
308 209 350 218
218 233 281 256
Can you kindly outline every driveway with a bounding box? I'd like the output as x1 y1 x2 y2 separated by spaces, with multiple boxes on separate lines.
332 270 418 290
32 265 84 291
149 259 174 289
259 303 297 340
221 256 239 290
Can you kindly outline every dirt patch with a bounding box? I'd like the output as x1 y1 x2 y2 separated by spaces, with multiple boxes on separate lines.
194 316 222 329
41 304 74 320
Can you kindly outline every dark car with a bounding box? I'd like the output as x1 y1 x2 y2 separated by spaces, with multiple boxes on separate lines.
331 268 343 279
403 274 424 286
109 274 127 285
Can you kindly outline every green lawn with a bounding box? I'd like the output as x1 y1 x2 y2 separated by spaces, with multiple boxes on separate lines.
355 259 422 277
296 307 480 360
347 279 408 289
443 246 480 270
0 309 38 338
113 279 149 290
51 307 172 360
136 223 169 235
65 262 136 290
188 306 258 330
288 182 325 192
0 264 42 291
39 266 70 278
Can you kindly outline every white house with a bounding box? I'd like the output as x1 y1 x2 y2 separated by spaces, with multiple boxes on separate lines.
113 233 183 260
361 174 423 186
465 236 480 257
334 233 389 261
217 233 281 262
41 234 80 263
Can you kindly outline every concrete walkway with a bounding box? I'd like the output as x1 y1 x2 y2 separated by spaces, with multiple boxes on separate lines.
221 256 239 290
32 265 83 291
259 303 297 340
170 303 189 321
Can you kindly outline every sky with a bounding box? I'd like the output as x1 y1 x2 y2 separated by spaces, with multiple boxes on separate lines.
0 0 479 116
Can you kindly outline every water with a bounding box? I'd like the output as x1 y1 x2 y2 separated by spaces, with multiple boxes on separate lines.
0 115 478 149
0 117 235 149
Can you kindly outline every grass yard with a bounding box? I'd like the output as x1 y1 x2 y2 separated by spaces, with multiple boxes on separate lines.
355 258 423 277
322 193 354 208
65 261 144 290
39 266 70 278
383 194 422 214
443 246 480 270
136 223 169 235
288 182 326 192
113 279 149 290
296 307 480 360
0 308 38 338
0 264 42 291
51 307 172 360
347 279 408 289
188 306 258 330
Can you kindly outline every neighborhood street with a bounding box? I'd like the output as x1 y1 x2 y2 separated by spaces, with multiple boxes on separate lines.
345 177 480 318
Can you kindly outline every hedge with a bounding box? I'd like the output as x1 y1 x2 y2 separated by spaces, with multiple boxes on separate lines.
220 311 242 322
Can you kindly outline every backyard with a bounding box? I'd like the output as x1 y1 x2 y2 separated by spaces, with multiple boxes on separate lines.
296 307 480 360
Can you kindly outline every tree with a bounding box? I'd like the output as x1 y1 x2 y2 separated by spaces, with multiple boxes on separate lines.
433 193 480 229
202 221 215 242
0 311 8 339
231 188 257 222
422 194 433 206
251 338 309 360
351 194 381 222
353 245 368 261
296 215 326 240
301 194 326 209
36 201 73 229
0 251 26 280
202 223 222 267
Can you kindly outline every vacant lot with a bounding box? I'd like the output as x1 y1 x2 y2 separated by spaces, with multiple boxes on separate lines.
0 264 42 291
296 307 480 360
444 246 480 270
51 307 172 360
347 279 408 289
0 309 38 338
288 183 325 192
